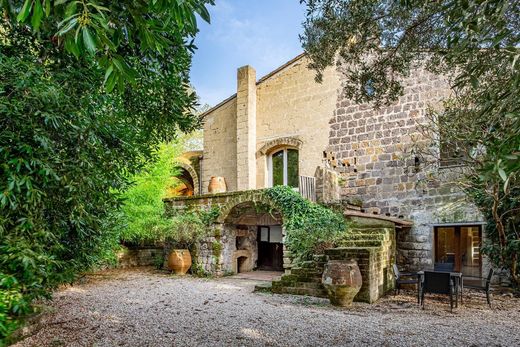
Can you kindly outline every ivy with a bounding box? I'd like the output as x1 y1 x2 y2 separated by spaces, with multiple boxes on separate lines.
264 186 348 261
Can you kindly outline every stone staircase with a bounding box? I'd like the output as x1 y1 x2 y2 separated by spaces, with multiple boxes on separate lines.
259 216 396 303
268 255 329 298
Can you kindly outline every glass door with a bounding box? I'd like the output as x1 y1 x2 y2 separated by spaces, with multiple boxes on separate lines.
434 225 482 277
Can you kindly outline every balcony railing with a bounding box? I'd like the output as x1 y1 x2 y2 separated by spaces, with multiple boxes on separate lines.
299 175 316 202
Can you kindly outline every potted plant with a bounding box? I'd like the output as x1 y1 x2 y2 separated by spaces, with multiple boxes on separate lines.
162 211 208 275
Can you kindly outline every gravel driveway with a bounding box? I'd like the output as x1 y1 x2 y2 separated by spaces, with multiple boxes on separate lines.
14 268 520 347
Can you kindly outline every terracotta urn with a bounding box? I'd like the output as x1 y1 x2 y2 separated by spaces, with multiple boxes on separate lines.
167 249 192 275
322 259 362 307
208 176 227 193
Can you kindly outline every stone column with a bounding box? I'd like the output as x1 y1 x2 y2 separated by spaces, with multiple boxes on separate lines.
236 65 257 190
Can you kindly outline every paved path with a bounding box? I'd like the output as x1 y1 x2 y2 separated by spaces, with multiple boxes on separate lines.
14 268 520 346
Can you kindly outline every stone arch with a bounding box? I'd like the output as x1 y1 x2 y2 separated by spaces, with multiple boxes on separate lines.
257 136 302 156
216 191 281 224
174 160 199 195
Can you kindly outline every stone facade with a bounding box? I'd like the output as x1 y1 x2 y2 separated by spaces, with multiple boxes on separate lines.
170 54 491 291
200 54 341 194
326 67 485 271
202 98 238 192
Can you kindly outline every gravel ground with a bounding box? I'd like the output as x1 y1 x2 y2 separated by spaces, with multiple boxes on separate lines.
14 268 520 347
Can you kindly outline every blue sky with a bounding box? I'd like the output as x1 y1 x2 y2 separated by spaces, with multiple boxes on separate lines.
190 1 306 107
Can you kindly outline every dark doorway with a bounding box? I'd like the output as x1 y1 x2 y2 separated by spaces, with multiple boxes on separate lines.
434 225 482 277
257 225 284 271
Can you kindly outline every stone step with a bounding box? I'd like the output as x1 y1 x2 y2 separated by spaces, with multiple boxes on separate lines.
254 282 272 293
324 247 382 260
276 274 322 285
272 286 328 298
273 280 325 290
290 267 324 277
298 260 326 269
344 233 386 241
312 255 328 262
349 227 388 234
338 240 383 248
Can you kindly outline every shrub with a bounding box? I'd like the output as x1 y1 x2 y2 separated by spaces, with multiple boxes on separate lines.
119 143 182 246
264 186 348 260
0 275 31 341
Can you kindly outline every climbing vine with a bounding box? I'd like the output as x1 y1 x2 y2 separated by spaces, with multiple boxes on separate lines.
263 186 348 261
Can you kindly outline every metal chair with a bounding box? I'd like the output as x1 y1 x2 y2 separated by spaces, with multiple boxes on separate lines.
463 268 494 307
420 271 457 312
434 262 454 272
393 264 419 302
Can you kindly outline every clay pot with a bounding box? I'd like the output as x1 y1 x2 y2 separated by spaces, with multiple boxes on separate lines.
208 176 227 193
167 249 192 275
322 259 362 307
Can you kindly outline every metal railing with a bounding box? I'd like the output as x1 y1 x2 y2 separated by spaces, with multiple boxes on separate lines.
299 175 316 202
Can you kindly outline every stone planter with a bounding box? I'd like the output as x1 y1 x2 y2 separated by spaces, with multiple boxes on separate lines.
322 259 362 307
167 249 192 275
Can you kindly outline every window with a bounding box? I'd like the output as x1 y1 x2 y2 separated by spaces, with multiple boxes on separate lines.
267 148 299 188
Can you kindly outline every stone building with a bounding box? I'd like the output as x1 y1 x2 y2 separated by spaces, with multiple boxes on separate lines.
167 53 488 290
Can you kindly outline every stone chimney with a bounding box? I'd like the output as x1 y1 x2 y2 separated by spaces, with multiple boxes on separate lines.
236 65 257 190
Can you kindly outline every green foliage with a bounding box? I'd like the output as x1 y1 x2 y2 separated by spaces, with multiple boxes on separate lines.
264 186 347 260
1 0 214 91
200 206 221 227
0 275 31 342
190 261 210 278
165 211 209 249
119 143 182 245
212 241 222 255
0 7 202 340
467 177 520 283
153 254 165 270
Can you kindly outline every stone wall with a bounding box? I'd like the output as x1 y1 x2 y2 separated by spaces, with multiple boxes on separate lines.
164 190 284 276
117 246 163 268
202 98 238 193
254 55 341 187
326 67 485 271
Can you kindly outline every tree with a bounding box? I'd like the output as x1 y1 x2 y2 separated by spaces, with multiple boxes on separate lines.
0 1 212 339
1 0 214 91
300 0 520 284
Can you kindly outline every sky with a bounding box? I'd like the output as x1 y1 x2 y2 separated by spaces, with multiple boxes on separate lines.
190 0 306 107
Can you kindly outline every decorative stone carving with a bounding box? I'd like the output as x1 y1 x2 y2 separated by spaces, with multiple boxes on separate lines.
257 136 302 156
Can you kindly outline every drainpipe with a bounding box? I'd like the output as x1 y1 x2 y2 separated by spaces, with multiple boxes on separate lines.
198 155 203 195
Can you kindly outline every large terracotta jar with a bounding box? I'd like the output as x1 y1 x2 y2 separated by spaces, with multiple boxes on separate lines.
168 249 192 275
208 176 227 193
322 259 362 307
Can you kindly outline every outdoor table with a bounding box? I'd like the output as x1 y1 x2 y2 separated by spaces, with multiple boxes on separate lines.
416 270 463 305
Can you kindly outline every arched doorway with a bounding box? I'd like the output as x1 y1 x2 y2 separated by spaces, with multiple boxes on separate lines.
220 199 285 273
170 168 195 196
168 161 200 197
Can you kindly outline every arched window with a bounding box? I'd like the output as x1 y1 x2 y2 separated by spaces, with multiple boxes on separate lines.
268 148 299 188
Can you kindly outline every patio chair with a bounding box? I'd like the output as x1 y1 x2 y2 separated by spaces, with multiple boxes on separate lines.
420 271 456 312
463 268 494 307
393 264 419 302
434 262 454 272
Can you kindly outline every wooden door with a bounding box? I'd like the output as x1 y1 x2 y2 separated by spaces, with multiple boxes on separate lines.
257 226 284 271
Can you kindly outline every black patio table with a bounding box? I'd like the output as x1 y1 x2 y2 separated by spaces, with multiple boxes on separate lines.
416 270 463 305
